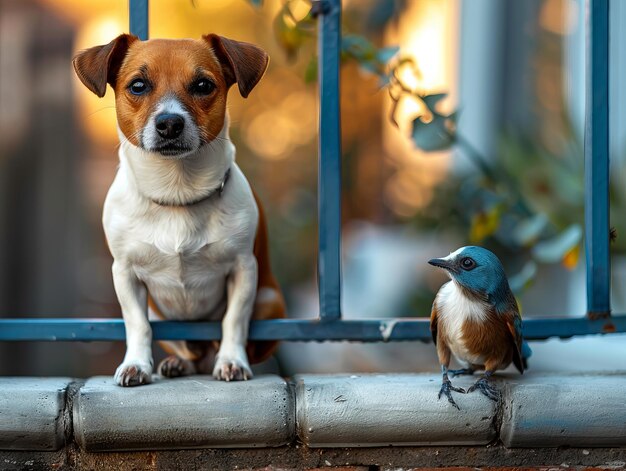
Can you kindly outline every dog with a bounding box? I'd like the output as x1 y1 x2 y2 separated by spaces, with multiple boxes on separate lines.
73 34 286 386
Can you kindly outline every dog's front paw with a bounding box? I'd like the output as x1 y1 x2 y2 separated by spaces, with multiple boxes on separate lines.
114 361 153 387
213 354 252 382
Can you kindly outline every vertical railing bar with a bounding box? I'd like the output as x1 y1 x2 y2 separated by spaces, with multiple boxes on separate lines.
129 0 149 40
584 0 611 317
316 0 342 320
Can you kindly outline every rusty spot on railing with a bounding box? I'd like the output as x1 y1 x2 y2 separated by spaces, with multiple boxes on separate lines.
602 322 616 333
587 311 611 321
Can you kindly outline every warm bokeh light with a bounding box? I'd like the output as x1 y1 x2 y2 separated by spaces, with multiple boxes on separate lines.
395 0 455 91
38 0 460 211
243 90 317 160
40 0 319 158
39 0 125 25
40 0 124 146
280 0 312 25
539 0 578 36
73 15 126 146
39 0 461 175
383 0 459 217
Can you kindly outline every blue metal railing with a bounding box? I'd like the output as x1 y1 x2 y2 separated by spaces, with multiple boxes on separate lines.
585 0 611 318
317 0 343 321
0 0 622 342
129 0 148 41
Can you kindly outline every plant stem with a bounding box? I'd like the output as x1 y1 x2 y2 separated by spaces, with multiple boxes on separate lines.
453 133 500 183
454 133 534 217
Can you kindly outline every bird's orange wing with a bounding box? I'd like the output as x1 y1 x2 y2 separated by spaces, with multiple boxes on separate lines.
503 309 525 374
430 303 439 346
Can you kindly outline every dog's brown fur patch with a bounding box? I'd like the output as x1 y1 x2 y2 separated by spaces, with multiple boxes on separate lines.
114 39 228 147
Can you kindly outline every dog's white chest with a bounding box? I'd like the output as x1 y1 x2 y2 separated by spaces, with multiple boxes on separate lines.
103 160 257 321
131 212 222 273
136 208 219 256
127 210 232 319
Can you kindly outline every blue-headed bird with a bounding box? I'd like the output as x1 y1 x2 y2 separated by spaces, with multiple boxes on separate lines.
428 246 530 409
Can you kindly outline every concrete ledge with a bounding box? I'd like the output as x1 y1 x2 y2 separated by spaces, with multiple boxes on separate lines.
1 372 626 453
501 373 626 447
295 374 497 447
73 375 294 451
0 377 72 451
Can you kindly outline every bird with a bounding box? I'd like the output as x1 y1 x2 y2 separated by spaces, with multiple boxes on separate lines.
428 246 531 409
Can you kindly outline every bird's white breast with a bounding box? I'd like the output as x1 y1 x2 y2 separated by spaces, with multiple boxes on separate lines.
436 281 489 365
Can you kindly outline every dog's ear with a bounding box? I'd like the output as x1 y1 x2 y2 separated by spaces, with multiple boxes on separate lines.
203 34 269 98
73 34 138 97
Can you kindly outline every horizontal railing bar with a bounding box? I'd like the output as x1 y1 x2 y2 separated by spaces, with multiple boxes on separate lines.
0 316 624 342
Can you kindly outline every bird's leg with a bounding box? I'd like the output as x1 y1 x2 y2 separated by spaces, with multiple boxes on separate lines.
438 365 465 410
448 368 475 377
466 370 500 402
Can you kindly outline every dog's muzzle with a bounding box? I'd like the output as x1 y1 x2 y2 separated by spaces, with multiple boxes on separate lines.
155 113 185 140
143 98 200 157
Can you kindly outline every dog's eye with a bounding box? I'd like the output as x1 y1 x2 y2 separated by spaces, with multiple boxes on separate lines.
460 257 476 271
190 79 215 96
129 79 148 95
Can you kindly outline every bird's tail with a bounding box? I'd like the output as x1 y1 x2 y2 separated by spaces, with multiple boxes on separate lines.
521 340 532 370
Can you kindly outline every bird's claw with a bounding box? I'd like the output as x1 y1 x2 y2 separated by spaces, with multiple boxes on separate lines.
438 379 465 410
466 377 500 402
448 368 474 378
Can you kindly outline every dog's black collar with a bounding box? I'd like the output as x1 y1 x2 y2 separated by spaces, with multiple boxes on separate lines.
150 167 231 207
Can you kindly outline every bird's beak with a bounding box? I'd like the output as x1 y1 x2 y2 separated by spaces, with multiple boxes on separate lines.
428 258 453 270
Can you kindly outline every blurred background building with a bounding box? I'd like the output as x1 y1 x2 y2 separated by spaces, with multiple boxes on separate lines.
0 0 625 378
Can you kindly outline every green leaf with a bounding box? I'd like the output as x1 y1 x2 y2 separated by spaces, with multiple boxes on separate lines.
304 55 318 84
340 35 398 79
272 1 315 61
509 260 537 293
376 46 400 64
358 61 378 74
248 0 263 6
378 72 391 87
411 114 455 152
469 205 502 243
532 224 583 263
446 110 459 125
341 34 373 60
421 93 448 113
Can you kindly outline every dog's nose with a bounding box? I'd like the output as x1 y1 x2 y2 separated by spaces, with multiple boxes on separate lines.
155 113 185 139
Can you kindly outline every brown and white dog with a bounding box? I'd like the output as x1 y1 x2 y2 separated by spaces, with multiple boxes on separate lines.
73 34 286 386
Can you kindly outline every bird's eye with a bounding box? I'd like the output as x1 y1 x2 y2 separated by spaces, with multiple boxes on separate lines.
129 79 149 95
460 257 476 270
190 78 215 95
